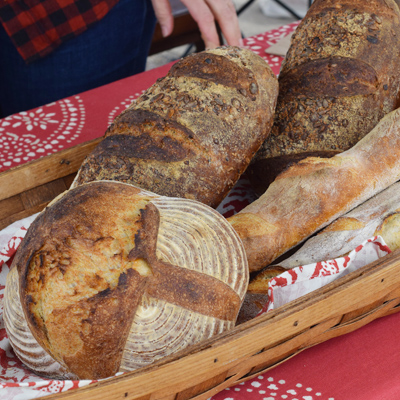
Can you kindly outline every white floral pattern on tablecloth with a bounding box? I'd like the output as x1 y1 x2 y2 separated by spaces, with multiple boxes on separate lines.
263 236 391 313
245 21 299 76
0 98 86 172
213 375 334 400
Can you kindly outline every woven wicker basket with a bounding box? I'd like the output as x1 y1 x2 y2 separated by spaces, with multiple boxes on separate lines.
2 139 400 399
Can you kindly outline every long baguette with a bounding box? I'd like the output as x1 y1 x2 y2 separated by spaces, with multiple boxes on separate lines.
228 107 400 272
273 180 400 270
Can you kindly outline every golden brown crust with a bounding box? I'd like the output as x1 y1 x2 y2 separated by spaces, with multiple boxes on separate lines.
272 181 400 269
74 46 278 207
48 268 147 379
247 266 286 294
322 217 366 233
375 212 400 251
249 0 400 193
14 181 243 378
16 182 150 378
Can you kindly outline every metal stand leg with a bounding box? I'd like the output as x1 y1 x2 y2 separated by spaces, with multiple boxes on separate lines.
237 0 257 15
237 0 314 21
272 0 302 19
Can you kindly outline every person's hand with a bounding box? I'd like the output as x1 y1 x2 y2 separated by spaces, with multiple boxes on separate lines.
151 0 243 49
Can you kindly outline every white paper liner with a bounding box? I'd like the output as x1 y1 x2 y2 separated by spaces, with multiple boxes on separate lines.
262 236 391 314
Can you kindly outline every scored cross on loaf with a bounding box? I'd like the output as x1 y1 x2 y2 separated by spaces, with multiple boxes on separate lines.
3 181 248 380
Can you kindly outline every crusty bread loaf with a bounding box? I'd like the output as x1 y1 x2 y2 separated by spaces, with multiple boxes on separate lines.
247 180 400 295
236 264 284 324
236 265 285 324
248 0 400 193
270 180 400 270
228 107 400 272
3 181 248 379
236 293 268 324
73 46 278 208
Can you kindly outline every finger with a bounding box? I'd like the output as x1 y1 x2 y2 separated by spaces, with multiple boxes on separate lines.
180 0 221 49
151 0 174 37
206 0 243 47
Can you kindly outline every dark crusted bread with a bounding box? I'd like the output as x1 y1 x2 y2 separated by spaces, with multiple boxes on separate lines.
236 265 285 324
4 181 248 379
249 0 400 194
73 46 278 208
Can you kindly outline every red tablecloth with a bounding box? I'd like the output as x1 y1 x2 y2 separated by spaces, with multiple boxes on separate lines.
2 21 400 400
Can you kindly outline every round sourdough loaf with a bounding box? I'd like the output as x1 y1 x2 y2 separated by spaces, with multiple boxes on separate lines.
3 181 248 380
73 46 278 208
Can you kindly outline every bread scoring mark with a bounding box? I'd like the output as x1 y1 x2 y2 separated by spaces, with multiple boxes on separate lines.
279 57 379 98
93 287 111 298
74 131 231 208
147 262 240 321
75 148 228 209
323 216 366 232
247 266 286 294
129 202 241 320
57 267 147 379
128 203 160 261
97 133 191 163
168 52 258 99
106 108 198 158
248 151 339 195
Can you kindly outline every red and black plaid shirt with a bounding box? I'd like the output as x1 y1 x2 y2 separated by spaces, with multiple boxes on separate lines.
0 0 119 63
